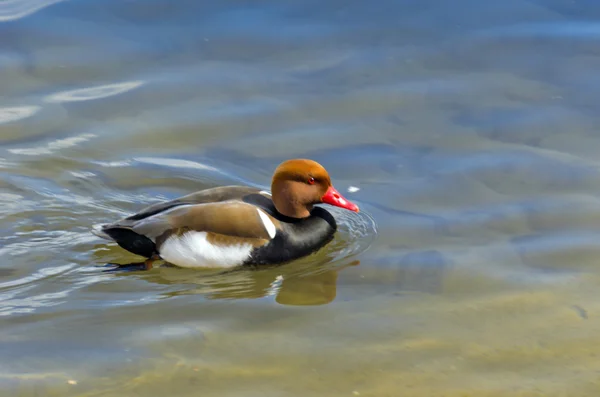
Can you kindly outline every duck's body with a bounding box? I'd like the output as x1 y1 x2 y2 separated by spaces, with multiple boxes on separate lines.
92 159 359 269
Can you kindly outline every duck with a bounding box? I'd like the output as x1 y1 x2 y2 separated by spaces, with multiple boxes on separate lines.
92 158 359 269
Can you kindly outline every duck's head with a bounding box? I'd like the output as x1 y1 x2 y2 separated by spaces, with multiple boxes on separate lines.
270 159 359 219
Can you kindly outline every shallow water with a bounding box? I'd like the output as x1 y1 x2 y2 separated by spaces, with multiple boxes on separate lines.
3 0 600 395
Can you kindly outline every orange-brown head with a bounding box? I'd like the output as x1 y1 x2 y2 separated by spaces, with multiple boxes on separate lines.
270 159 359 218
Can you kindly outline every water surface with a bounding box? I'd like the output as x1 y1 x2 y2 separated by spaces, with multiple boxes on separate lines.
3 0 600 396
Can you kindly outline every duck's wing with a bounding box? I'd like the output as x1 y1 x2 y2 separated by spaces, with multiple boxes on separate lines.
123 185 265 221
93 197 280 260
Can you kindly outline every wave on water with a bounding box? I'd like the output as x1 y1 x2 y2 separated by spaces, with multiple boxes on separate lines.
0 0 66 22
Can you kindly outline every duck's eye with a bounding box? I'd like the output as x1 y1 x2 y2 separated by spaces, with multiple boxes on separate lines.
308 177 315 185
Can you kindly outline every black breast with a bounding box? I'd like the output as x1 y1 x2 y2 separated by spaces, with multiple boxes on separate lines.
244 206 337 266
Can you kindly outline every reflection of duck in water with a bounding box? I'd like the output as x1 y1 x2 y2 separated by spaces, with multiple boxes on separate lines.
120 259 361 306
92 159 359 269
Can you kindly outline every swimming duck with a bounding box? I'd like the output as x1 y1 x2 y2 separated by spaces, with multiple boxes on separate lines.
92 159 359 269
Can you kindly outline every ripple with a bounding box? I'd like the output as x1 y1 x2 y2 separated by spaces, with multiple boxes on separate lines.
44 81 144 103
0 264 75 292
0 0 65 22
326 206 378 261
92 160 132 168
0 231 96 257
132 156 247 182
8 133 95 156
0 158 18 168
480 21 600 39
0 289 70 316
133 157 219 172
0 106 40 124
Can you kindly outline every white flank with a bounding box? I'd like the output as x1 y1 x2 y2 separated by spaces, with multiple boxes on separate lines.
160 231 253 269
257 208 276 239
259 190 272 196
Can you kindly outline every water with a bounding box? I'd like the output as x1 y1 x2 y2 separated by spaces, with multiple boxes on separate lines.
3 0 600 395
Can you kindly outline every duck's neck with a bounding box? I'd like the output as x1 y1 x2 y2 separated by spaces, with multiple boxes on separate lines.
274 201 312 219
283 207 337 253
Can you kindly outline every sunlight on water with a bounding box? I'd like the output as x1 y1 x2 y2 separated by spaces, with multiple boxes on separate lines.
7 133 96 156
133 157 219 172
0 0 65 22
44 81 144 103
0 106 40 124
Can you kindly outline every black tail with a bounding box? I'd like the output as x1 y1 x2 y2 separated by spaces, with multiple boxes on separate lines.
95 226 157 258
